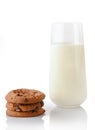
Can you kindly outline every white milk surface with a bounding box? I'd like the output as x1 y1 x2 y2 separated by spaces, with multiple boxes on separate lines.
50 44 87 107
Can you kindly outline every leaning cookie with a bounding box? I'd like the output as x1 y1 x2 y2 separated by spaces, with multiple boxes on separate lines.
6 108 45 117
6 101 44 112
5 89 45 104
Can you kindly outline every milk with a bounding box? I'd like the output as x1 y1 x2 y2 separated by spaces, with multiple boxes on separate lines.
50 44 87 107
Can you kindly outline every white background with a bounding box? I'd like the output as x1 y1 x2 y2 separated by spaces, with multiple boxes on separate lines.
0 0 95 130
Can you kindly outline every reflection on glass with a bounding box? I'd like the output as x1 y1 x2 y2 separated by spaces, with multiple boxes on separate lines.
49 107 87 130
6 115 45 130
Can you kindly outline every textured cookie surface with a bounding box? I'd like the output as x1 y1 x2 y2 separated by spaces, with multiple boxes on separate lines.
5 89 45 104
6 108 45 117
6 101 44 112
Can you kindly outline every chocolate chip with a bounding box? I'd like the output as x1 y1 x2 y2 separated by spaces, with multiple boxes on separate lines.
24 98 28 103
35 106 39 111
17 93 23 96
17 94 20 96
31 110 35 113
40 101 44 106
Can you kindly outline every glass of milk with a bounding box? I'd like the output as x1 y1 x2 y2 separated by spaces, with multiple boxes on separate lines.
49 23 87 108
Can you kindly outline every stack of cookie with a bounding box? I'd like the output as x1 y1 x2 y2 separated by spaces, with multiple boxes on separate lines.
5 88 45 117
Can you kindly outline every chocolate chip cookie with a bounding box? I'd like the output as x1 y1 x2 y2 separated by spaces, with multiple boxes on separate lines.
6 108 45 117
5 88 45 117
5 89 45 104
6 101 44 112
